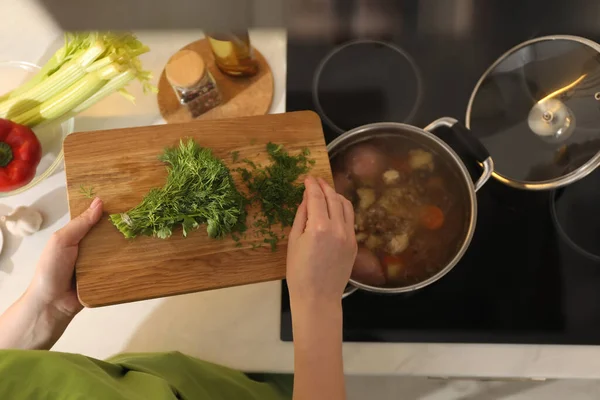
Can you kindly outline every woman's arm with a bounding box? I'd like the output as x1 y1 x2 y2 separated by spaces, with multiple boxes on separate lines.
0 198 103 350
0 288 73 350
286 177 357 400
290 298 345 400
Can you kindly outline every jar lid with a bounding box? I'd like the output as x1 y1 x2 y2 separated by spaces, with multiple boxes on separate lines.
466 35 600 190
165 49 206 89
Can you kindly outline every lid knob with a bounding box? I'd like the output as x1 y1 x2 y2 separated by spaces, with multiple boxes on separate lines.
527 98 575 143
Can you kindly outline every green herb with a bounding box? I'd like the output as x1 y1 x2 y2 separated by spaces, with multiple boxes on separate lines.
231 150 240 163
110 139 247 239
241 158 257 169
79 184 95 198
239 142 313 250
264 234 278 252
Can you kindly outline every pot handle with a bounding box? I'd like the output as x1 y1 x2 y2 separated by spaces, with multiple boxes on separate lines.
424 117 494 192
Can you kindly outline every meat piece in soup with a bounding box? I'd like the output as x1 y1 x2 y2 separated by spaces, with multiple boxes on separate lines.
332 137 469 288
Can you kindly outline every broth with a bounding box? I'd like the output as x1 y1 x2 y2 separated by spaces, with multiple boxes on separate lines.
331 136 470 288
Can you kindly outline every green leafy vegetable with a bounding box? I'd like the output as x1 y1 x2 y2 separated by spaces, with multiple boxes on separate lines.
231 150 240 163
239 142 313 250
110 139 247 239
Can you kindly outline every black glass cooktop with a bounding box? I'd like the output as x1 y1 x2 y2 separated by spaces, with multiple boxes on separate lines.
281 0 600 344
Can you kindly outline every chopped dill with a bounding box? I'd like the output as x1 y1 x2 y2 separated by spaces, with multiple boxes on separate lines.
241 158 257 169
231 233 241 243
107 140 313 251
263 235 278 252
239 142 314 250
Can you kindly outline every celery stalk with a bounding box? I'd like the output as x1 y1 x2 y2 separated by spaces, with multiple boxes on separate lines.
78 41 106 68
0 53 64 103
0 42 107 118
40 69 136 125
72 69 135 112
85 54 118 72
39 69 136 127
0 31 155 128
0 36 77 102
13 65 121 127
0 62 85 119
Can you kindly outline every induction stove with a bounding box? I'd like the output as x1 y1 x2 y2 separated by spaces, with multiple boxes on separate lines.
281 0 600 344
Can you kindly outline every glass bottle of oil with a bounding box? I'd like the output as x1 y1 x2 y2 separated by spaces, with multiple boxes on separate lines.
206 32 259 77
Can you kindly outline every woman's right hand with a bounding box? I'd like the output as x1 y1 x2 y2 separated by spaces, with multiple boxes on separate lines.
287 176 356 400
286 176 357 306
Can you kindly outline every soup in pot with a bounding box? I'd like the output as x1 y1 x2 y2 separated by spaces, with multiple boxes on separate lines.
331 136 470 288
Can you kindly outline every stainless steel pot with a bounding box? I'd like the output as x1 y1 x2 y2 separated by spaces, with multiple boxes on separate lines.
327 117 494 294
342 284 358 299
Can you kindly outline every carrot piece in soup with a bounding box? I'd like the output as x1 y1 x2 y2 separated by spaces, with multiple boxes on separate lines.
419 205 445 230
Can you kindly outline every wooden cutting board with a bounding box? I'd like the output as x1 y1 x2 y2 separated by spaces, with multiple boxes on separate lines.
63 111 331 307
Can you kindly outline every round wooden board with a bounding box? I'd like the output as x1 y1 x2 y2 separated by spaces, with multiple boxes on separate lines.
157 39 274 123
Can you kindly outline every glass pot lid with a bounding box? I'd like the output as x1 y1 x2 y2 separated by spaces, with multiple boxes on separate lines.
466 35 600 190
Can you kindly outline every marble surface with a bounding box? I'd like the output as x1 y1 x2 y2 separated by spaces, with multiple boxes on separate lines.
4 0 600 383
345 377 600 400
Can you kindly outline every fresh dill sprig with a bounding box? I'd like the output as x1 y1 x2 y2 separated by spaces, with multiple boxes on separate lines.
109 139 248 239
79 185 95 198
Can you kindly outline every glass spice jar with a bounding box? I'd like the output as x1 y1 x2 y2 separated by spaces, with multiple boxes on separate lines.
206 32 259 77
165 49 222 118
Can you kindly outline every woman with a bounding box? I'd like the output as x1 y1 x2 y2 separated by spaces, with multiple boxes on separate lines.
0 176 357 400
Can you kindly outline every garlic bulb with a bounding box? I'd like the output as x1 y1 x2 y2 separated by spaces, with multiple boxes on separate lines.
1 206 43 237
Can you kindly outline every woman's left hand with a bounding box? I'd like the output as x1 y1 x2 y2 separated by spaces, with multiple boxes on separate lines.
28 197 103 319
0 197 103 350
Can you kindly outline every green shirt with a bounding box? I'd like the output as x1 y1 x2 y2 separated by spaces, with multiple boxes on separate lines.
0 350 292 399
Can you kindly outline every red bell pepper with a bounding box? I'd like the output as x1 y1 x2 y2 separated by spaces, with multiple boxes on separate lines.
0 119 42 192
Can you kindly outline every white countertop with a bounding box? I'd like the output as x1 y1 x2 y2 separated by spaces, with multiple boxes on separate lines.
3 0 600 380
